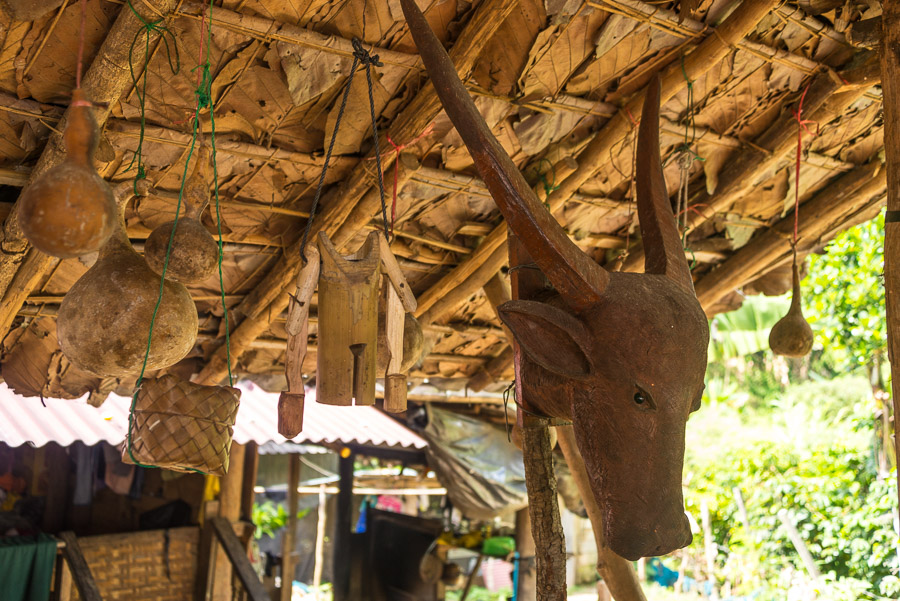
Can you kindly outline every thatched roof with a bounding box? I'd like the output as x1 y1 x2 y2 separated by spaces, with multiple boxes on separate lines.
0 0 886 400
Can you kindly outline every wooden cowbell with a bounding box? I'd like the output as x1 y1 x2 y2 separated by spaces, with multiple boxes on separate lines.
277 230 417 438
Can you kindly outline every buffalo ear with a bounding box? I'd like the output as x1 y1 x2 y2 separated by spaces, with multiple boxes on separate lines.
498 300 591 378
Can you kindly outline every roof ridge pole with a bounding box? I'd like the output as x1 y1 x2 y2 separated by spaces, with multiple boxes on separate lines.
0 0 180 337
880 0 900 507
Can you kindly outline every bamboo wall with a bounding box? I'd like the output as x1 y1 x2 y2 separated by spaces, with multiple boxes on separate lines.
69 527 198 601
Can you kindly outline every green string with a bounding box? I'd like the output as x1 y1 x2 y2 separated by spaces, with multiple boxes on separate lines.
127 0 230 472
124 0 180 194
533 158 559 209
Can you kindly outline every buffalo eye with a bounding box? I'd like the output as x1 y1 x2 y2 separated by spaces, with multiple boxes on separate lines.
632 387 655 411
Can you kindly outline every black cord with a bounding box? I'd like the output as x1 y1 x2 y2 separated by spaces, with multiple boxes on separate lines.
300 38 388 260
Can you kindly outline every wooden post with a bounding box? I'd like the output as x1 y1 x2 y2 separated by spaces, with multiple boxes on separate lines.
881 0 900 515
777 509 822 581
241 442 259 523
701 500 718 600
281 454 301 601
515 508 536 601
212 442 245 601
58 532 102 601
312 484 328 601
333 449 355 601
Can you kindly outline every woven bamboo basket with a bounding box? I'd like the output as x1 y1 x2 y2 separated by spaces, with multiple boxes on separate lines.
124 375 241 476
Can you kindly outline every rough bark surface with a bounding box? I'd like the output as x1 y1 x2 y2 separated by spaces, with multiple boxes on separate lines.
880 0 900 507
522 424 567 601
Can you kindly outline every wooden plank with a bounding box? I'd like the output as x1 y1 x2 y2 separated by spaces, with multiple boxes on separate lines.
210 517 270 601
241 442 259 523
379 235 417 312
881 0 900 511
58 532 102 601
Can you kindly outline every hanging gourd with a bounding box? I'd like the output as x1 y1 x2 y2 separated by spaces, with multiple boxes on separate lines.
18 88 117 258
57 187 198 377
770 87 816 358
768 256 813 357
144 133 219 284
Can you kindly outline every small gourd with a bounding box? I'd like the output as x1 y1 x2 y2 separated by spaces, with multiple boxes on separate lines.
18 89 117 258
57 186 198 377
144 141 218 284
768 259 813 357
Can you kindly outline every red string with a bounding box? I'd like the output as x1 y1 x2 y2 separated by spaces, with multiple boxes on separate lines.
792 83 818 247
76 0 87 89
377 122 434 236
624 107 638 128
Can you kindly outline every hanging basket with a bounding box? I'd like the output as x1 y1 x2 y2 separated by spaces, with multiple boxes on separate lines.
124 375 241 476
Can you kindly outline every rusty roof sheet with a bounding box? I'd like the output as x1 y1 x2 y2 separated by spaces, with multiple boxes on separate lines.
0 381 426 451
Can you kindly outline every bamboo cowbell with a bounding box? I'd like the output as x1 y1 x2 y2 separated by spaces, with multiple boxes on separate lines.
315 231 381 407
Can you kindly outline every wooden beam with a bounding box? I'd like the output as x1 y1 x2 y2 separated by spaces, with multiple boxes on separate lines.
177 0 421 72
241 441 259 523
0 0 180 338
210 517 270 601
195 0 520 386
58 532 103 601
880 0 900 516
694 160 886 311
412 0 781 321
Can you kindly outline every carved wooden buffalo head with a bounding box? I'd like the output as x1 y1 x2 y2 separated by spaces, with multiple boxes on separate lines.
401 0 709 560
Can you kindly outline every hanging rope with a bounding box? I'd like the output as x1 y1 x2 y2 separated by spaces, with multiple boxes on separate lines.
374 122 434 235
75 0 87 89
124 0 180 192
127 0 229 471
672 55 704 271
300 38 388 261
791 82 817 250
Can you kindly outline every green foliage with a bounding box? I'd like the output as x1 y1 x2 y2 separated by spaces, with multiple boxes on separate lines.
251 501 311 539
684 377 898 599
805 211 886 373
445 586 510 601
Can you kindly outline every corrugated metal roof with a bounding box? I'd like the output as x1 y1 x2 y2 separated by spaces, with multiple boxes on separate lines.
0 381 426 451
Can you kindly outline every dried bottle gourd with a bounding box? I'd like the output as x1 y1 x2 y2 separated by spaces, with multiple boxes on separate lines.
768 260 814 357
144 143 219 284
57 194 198 377
18 89 117 258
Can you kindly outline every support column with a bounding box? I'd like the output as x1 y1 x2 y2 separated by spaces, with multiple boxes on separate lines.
333 448 355 601
281 454 301 601
212 442 245 601
241 441 259 522
515 508 536 601
881 0 900 510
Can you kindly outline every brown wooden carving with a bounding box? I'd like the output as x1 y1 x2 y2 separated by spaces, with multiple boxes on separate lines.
402 0 709 560
316 231 381 406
